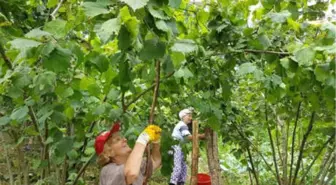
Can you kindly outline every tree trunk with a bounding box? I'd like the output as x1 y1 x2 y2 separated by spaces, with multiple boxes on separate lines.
312 148 335 185
279 117 288 185
206 128 223 185
247 146 259 185
289 102 301 185
191 120 199 185
0 132 14 185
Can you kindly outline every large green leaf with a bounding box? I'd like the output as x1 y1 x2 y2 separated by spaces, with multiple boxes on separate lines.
10 38 42 50
294 47 315 66
95 18 120 43
120 0 149 11
25 28 51 39
314 64 329 82
321 22 336 39
117 26 132 50
148 4 169 20
82 2 109 18
174 67 193 78
139 39 166 61
267 10 291 23
119 6 139 38
43 47 72 72
55 137 74 157
169 0 181 8
237 63 256 76
171 39 197 53
10 106 29 121
90 54 109 73
44 19 68 39
0 116 11 126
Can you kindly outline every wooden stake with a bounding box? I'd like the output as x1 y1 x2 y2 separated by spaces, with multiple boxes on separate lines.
191 120 199 185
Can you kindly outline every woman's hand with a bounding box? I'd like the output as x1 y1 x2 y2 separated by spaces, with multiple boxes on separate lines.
136 124 162 145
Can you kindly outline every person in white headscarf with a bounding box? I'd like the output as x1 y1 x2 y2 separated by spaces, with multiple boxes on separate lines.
169 108 205 185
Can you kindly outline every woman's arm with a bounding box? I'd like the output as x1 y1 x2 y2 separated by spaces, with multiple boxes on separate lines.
124 143 146 184
151 143 162 170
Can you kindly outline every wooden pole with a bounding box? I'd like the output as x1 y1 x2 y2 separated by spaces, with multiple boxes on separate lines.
191 120 199 185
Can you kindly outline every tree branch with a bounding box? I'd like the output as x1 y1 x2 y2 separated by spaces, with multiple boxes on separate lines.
50 0 65 20
149 60 160 124
291 112 315 185
125 71 174 110
265 101 282 185
247 146 260 185
28 106 44 146
72 154 95 185
144 60 161 185
233 123 277 178
0 41 13 70
299 133 335 185
289 102 302 185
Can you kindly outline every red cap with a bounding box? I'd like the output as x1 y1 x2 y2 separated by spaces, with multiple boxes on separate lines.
94 121 121 155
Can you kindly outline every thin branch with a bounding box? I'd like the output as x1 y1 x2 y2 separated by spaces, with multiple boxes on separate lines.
0 42 13 69
247 146 260 185
50 0 65 20
299 134 335 185
233 123 277 178
292 112 316 185
124 71 174 110
149 60 160 124
28 106 44 146
144 60 161 185
72 154 95 185
214 49 291 56
121 92 126 112
265 101 282 185
289 102 302 185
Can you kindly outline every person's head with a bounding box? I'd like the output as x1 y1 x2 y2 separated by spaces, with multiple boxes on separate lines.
179 108 193 124
95 122 132 166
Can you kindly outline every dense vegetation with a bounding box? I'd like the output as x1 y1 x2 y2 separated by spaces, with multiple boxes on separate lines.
0 0 335 185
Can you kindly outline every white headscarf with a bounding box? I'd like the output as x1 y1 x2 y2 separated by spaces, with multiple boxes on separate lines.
179 108 192 120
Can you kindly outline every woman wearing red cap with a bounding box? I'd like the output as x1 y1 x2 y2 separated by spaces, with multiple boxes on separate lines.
95 122 162 185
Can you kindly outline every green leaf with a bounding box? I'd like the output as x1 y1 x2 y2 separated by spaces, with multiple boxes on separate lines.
56 137 73 157
258 34 271 49
10 38 42 50
41 42 56 56
169 0 181 8
171 39 197 53
314 44 336 54
44 19 68 39
47 0 58 8
120 0 149 11
237 63 256 76
267 10 291 23
0 116 11 126
80 77 96 90
91 54 109 73
43 47 72 72
7 86 23 99
82 2 109 18
24 126 39 136
174 67 193 78
25 28 51 39
94 104 106 115
107 89 120 101
314 64 329 82
155 20 169 32
10 106 29 121
294 47 315 66
119 6 139 38
208 115 220 131
321 22 336 39
140 39 166 61
148 5 169 20
170 51 185 68
95 18 120 43
118 26 132 50
33 71 57 94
